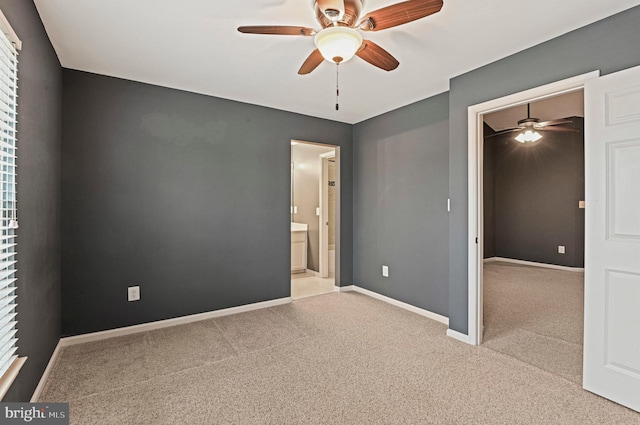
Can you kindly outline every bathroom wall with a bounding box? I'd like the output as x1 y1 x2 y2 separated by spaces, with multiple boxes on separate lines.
291 143 335 272
328 159 336 250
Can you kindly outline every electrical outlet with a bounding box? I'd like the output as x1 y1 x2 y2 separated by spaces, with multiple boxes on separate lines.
558 246 565 254
128 286 140 302
382 265 389 278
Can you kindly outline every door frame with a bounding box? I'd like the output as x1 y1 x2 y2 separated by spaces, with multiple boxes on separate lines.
464 71 600 346
290 140 340 285
319 151 336 278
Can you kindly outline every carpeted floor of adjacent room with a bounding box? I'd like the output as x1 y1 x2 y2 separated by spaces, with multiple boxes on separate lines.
39 267 639 424
482 261 585 384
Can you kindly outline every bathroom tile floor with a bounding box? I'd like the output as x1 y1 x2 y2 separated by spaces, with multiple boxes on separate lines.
291 272 336 300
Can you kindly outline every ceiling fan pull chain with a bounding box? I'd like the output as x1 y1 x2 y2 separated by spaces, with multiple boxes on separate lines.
336 62 339 111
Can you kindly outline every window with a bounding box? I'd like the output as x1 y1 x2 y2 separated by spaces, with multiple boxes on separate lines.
0 9 23 399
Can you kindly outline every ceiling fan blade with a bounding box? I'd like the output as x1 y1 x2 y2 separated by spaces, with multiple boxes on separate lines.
483 128 520 139
356 40 399 71
237 26 317 36
536 119 573 127
539 126 580 133
298 49 325 75
359 0 443 32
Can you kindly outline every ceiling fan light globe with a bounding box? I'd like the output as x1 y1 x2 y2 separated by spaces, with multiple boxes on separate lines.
314 27 363 64
515 129 542 143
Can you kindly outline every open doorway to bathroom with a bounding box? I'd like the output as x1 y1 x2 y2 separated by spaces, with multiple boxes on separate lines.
290 140 339 299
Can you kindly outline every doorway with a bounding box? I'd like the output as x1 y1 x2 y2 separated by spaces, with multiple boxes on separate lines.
480 91 585 383
465 66 640 412
465 71 599 347
290 140 339 299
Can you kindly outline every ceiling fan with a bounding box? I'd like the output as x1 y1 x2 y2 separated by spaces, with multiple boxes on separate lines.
485 103 579 143
237 0 444 75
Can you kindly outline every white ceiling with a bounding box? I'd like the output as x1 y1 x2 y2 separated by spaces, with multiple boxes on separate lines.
33 0 640 124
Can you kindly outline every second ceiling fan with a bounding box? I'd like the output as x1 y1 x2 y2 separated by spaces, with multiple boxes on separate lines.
238 0 444 74
486 103 579 143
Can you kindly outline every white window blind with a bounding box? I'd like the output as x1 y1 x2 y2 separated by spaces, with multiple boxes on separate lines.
0 13 19 382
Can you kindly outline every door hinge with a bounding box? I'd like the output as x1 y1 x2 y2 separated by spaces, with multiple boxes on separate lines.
475 237 478 244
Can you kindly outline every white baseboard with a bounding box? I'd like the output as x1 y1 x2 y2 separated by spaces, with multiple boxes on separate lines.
484 257 584 272
348 285 449 325
446 329 474 345
60 297 292 347
300 269 334 278
31 340 62 402
340 286 479 347
292 287 340 301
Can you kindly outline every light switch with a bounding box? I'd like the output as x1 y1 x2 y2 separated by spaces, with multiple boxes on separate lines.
316 207 320 216
579 201 586 209
558 246 565 254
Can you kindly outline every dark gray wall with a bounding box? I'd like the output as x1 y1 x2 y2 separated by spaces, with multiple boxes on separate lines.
448 5 640 334
0 1 62 401
353 92 449 317
61 70 352 336
486 118 584 267
483 124 496 259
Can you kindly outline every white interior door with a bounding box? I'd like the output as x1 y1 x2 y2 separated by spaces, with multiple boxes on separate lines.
318 152 334 278
583 64 640 412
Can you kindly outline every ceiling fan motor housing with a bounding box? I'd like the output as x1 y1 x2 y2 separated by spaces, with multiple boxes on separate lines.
324 8 341 20
315 0 364 28
517 117 540 126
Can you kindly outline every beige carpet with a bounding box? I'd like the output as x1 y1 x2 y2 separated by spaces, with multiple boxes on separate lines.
482 262 584 384
39 291 639 424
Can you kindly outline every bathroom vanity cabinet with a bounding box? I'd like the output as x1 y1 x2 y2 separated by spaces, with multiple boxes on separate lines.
291 223 308 273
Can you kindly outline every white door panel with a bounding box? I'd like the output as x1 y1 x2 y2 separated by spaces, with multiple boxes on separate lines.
608 141 640 239
604 270 640 376
584 64 640 412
